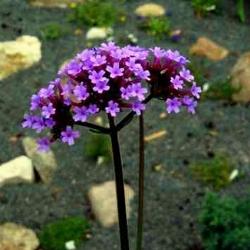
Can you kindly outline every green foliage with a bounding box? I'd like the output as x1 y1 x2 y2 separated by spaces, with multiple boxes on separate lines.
85 133 112 162
190 155 235 190
39 217 90 250
140 16 170 40
68 0 118 27
203 78 240 101
199 192 250 250
41 23 63 40
236 0 246 22
191 0 221 16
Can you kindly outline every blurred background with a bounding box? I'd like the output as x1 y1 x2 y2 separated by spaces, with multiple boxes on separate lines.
0 0 250 249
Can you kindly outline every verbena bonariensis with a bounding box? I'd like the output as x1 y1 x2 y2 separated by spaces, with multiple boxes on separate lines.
22 42 201 250
22 42 201 151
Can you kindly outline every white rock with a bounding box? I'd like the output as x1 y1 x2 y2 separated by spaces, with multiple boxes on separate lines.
65 240 76 250
229 169 239 181
29 0 85 8
22 137 57 184
0 223 39 250
0 36 41 80
88 180 135 228
0 156 34 187
86 27 113 40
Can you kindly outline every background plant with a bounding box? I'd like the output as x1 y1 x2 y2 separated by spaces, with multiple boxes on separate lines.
191 0 221 16
41 23 64 40
68 0 119 27
202 78 240 101
39 217 90 250
139 17 170 40
85 133 112 162
199 192 250 250
190 155 237 190
236 0 246 22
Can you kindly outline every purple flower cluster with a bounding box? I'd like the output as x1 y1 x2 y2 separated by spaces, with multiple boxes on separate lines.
22 43 201 151
146 47 201 115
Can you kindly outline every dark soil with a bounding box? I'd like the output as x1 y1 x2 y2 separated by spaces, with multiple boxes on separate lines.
0 0 250 249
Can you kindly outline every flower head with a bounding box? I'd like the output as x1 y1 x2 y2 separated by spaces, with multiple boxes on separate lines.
22 43 200 150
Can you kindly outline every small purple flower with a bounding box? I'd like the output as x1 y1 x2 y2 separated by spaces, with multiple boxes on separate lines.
166 98 182 113
73 106 89 122
150 47 165 58
179 69 194 82
22 114 35 128
50 78 61 87
132 101 145 115
88 104 100 114
136 69 150 80
61 126 80 145
32 117 45 133
64 98 72 106
111 49 124 60
170 75 184 90
191 83 202 99
105 101 120 117
89 70 107 84
38 85 54 99
187 100 197 114
93 80 110 93
41 103 55 118
73 84 89 101
107 63 124 78
77 49 94 62
30 94 41 111
100 41 118 52
91 55 107 67
61 83 73 98
66 60 82 76
37 137 51 152
120 86 133 100
182 96 194 106
44 118 55 128
131 83 148 101
125 58 137 71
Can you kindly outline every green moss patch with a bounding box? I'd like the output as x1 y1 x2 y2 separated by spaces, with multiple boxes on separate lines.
190 155 237 190
39 217 90 250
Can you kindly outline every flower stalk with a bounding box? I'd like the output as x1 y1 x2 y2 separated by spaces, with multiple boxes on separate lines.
108 115 130 250
136 113 145 250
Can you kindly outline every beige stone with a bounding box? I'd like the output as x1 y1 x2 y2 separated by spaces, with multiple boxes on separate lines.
0 156 34 187
135 3 165 17
189 37 229 61
0 223 39 250
86 27 113 40
22 137 57 184
88 180 135 228
0 36 41 80
29 0 85 8
0 240 22 250
230 52 250 102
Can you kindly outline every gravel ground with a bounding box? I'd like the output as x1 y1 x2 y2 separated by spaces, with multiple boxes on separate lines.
0 0 250 249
